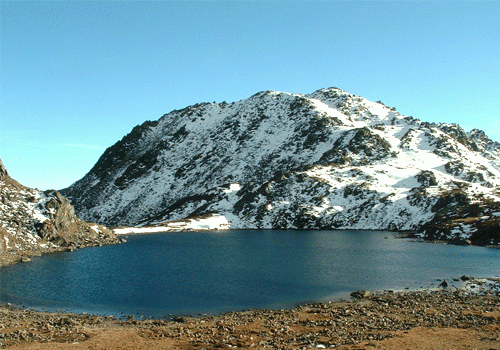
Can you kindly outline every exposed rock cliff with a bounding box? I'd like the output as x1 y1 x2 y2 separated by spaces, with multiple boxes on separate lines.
0 160 118 266
0 159 9 179
61 87 500 245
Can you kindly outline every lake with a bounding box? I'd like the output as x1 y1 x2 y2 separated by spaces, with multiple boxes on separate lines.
1 230 499 319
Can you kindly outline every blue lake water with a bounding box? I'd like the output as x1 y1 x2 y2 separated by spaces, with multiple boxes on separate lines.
1 230 499 319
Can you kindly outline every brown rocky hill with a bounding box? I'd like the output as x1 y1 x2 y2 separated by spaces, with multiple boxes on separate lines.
0 158 118 267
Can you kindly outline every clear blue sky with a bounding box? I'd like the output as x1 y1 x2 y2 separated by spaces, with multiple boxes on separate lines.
1 1 499 190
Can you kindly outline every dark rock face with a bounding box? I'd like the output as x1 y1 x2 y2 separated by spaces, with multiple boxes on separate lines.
420 189 500 246
416 171 438 187
60 87 500 245
0 158 118 264
0 159 8 179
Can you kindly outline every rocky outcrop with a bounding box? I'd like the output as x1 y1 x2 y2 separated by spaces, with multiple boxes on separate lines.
0 159 118 267
61 87 500 246
34 190 117 248
420 192 500 246
0 159 8 179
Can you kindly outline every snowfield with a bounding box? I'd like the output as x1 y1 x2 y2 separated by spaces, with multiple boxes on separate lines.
114 214 230 234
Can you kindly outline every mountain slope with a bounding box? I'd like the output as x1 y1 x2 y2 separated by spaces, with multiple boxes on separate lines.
0 158 118 266
61 88 500 245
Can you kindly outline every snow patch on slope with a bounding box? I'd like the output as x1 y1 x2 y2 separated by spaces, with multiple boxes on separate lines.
114 214 230 234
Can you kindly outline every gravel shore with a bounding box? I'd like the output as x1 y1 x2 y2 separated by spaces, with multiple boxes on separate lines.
1 278 499 349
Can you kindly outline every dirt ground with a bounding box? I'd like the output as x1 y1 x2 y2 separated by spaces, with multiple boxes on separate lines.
4 326 500 350
1 279 499 350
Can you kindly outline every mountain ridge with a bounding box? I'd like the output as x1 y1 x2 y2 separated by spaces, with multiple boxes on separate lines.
60 87 500 245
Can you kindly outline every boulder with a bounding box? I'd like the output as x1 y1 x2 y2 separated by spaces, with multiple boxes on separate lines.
350 290 372 299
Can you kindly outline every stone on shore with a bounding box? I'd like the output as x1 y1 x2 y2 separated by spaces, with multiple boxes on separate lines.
350 290 372 298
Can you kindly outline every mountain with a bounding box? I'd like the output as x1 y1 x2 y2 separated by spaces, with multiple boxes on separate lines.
0 158 118 266
61 87 500 245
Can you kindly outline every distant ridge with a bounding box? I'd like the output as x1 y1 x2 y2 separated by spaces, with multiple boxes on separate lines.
61 87 500 245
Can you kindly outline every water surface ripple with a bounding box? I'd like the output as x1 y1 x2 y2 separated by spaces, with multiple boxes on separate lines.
1 230 499 318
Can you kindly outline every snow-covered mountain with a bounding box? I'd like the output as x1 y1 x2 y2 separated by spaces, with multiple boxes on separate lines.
0 158 117 265
61 87 500 245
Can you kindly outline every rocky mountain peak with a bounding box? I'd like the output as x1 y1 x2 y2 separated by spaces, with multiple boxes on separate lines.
60 88 500 246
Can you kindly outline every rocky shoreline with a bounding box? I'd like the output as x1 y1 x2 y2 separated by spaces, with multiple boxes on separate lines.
1 278 499 349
